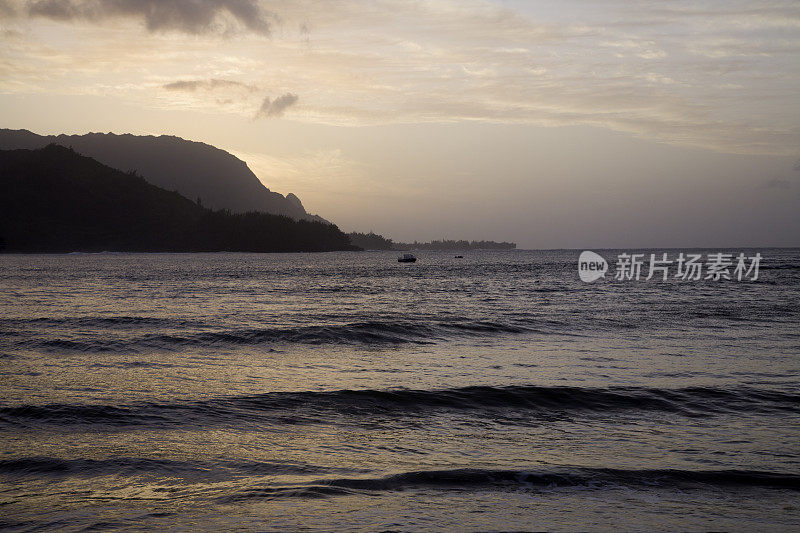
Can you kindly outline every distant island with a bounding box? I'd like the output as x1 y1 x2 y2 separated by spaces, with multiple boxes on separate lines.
396 240 517 251
348 232 516 251
0 145 358 253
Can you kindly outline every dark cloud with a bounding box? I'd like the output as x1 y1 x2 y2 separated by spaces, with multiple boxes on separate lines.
163 80 203 91
256 93 298 118
20 0 273 35
163 79 256 92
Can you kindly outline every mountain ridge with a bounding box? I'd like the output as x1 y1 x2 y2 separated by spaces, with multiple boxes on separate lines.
0 145 357 253
0 128 326 223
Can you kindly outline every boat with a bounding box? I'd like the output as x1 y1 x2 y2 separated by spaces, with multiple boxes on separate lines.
398 253 417 263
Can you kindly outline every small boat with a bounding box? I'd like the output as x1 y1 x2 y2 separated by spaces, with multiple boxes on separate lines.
398 253 417 263
454 255 464 258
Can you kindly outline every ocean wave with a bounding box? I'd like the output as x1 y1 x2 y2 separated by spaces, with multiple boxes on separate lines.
3 456 795 496
221 467 800 501
12 319 560 353
8 301 796 354
2 385 796 429
0 456 206 477
149 321 447 346
0 316 205 328
0 456 351 478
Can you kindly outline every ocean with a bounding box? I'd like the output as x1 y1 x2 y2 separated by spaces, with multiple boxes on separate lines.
1 249 798 531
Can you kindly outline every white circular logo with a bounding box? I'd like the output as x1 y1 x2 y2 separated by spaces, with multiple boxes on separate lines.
578 251 608 282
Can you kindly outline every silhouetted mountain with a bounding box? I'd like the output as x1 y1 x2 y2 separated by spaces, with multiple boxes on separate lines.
0 145 358 253
0 128 326 223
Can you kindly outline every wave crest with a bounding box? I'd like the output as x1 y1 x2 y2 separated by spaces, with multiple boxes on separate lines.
2 385 796 429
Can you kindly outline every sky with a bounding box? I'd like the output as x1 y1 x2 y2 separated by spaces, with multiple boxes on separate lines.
0 0 798 248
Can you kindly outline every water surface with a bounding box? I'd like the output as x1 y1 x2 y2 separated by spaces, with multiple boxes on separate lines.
1 250 798 531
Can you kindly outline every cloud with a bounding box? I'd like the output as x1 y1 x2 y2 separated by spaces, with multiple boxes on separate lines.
0 0 19 16
256 93 298 118
1 0 799 154
17 0 273 35
163 79 256 92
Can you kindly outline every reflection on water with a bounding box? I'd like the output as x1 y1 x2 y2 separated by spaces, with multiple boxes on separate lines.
1 250 798 531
